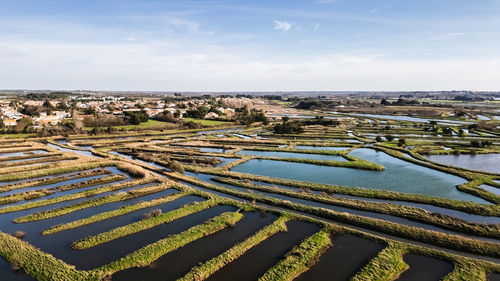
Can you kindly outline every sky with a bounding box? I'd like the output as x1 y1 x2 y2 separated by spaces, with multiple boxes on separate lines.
0 0 500 91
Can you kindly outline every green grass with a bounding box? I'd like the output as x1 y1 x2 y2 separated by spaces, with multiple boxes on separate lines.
0 133 35 139
259 229 333 281
179 216 289 281
443 260 487 281
169 172 500 258
108 119 171 130
13 182 168 223
351 243 408 281
0 162 111 183
93 211 243 276
71 199 217 249
0 168 109 193
213 177 500 238
184 166 500 217
0 179 153 215
42 192 185 235
0 231 90 281
0 174 127 206
183 118 229 126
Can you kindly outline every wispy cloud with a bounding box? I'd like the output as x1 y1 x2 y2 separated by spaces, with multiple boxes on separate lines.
313 23 321 31
274 20 292 31
370 5 392 14
2 38 499 91
316 0 341 4
428 32 467 41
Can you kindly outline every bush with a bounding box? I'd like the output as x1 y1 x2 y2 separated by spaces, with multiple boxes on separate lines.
118 164 146 178
274 121 304 134
385 135 395 142
14 231 25 239
142 209 162 220
375 136 383 142
168 160 185 173
398 138 406 147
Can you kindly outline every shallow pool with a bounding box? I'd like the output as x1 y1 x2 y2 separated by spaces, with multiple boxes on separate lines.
424 154 500 174
232 148 486 203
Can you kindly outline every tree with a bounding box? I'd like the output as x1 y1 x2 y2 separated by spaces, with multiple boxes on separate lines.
274 119 304 134
131 114 141 125
56 102 69 111
385 135 395 141
16 118 32 133
375 136 383 142
20 105 41 117
234 107 268 125
398 138 406 147
43 100 55 110
470 140 480 147
185 106 209 119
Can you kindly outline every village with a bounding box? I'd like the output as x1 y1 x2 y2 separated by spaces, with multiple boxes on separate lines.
0 93 269 134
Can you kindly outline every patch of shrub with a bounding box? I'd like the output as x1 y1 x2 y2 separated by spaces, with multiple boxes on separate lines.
142 209 162 220
118 164 146 178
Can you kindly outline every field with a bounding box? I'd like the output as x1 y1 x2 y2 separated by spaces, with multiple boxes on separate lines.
0 113 499 281
88 120 173 130
183 118 231 126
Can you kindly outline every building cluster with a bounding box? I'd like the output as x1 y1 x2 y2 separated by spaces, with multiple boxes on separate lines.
0 95 245 129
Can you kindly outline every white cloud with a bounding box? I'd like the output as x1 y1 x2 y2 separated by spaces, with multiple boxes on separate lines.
273 20 292 31
1 39 499 91
428 32 467 41
370 5 392 14
313 23 321 31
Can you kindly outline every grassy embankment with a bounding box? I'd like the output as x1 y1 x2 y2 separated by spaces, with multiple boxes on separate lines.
13 182 170 223
0 172 498 281
184 165 500 217
71 199 219 249
132 147 385 172
375 145 500 204
0 231 90 281
178 216 289 281
0 178 155 215
352 239 500 281
0 174 127 205
213 177 500 238
259 229 333 281
0 161 113 183
0 168 110 193
0 151 61 162
42 192 186 235
166 171 500 258
91 211 242 277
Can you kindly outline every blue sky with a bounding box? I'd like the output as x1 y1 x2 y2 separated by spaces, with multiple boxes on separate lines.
1 0 499 91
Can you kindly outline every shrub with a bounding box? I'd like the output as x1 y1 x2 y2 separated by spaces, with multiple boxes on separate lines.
385 135 395 141
11 262 21 272
14 231 25 239
142 209 162 220
274 121 304 134
398 138 406 146
118 164 146 178
168 160 185 173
